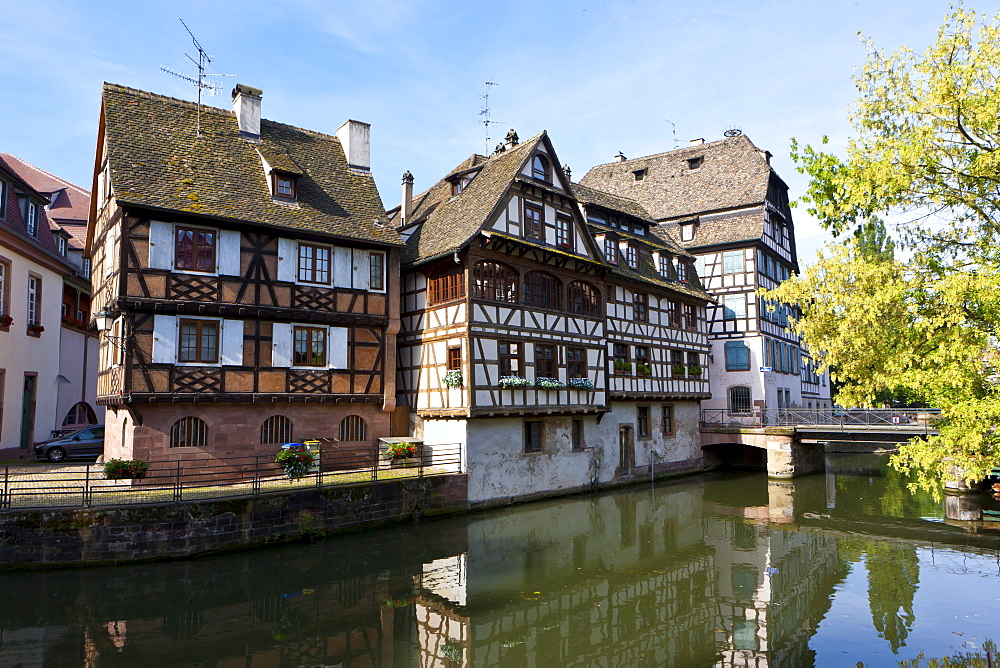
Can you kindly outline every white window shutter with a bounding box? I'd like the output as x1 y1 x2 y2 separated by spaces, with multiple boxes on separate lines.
221 319 244 366
328 327 349 369
103 227 116 277
148 221 173 270
218 230 241 276
151 315 177 363
333 246 352 287
352 249 370 291
272 322 292 367
277 238 296 282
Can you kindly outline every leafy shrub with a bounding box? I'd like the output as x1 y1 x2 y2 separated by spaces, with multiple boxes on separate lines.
385 441 420 460
103 459 149 480
276 446 317 480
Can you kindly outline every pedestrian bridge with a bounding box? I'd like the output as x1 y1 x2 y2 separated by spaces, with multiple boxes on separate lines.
699 409 939 478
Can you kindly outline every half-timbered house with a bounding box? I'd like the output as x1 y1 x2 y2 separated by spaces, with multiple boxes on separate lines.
87 83 403 463
580 134 831 416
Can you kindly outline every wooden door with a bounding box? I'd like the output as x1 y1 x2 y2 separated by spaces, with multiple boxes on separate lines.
20 374 36 450
619 425 634 474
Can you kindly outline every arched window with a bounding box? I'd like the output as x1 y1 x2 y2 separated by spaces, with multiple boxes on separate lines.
427 265 465 305
261 416 293 444
473 261 518 302
532 155 549 181
728 387 752 414
171 417 208 447
62 402 97 427
339 415 368 442
523 271 562 310
567 281 601 317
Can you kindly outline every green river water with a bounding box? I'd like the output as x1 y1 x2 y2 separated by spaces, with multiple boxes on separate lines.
1 453 999 666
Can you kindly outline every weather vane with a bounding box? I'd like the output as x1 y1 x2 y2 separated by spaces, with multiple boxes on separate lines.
160 19 238 137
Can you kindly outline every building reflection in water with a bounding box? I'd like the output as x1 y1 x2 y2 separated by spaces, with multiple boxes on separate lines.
1 455 996 666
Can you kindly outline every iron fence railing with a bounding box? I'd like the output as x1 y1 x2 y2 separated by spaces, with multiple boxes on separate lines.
0 442 464 512
700 408 940 432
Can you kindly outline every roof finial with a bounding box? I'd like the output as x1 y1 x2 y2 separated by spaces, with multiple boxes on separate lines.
505 129 519 148
493 142 506 156
402 170 414 184
563 164 572 179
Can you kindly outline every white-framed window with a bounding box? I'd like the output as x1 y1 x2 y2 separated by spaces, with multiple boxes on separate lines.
26 202 38 237
57 237 67 256
680 224 694 242
723 294 746 319
658 254 670 277
624 245 638 269
723 250 743 273
604 238 617 264
27 275 40 325
271 322 349 369
0 260 8 316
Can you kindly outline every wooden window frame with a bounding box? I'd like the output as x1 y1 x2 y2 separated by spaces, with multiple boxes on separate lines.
676 260 689 283
524 419 543 453
498 341 522 377
633 292 648 322
723 250 744 274
175 226 217 273
297 242 332 285
671 350 685 378
613 343 630 374
567 280 601 318
293 326 327 367
634 346 651 376
661 404 674 436
684 303 698 330
339 415 368 442
725 341 751 371
567 346 586 379
534 343 556 378
555 214 572 249
523 202 543 241
729 386 752 414
0 259 9 319
604 237 618 264
261 415 293 444
369 252 386 291
523 271 562 311
178 318 220 364
170 416 208 448
571 419 584 452
26 202 38 237
625 245 638 269
680 224 694 242
472 261 518 303
447 345 462 371
667 301 680 328
26 274 40 327
273 174 296 199
531 155 549 182
0 179 6 219
637 406 651 438
427 265 465 305
723 295 746 320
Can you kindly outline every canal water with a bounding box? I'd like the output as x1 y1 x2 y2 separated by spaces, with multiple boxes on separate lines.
1 454 999 667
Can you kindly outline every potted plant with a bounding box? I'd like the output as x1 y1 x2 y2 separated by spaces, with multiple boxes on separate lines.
536 377 565 389
0 314 12 330
26 322 44 335
276 445 317 480
384 441 420 467
103 458 150 480
614 359 632 374
499 375 532 389
568 377 594 389
671 363 687 377
443 369 463 388
636 363 652 376
688 365 703 376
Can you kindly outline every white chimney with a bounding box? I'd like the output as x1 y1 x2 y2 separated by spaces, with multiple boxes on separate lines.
232 84 262 139
337 120 371 173
401 171 414 225
689 138 705 146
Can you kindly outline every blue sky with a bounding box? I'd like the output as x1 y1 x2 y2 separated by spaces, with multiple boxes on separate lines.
0 0 979 262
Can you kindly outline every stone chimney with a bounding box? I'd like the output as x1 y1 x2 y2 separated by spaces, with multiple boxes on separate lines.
563 164 572 179
337 120 371 173
232 84 263 139
615 152 627 163
689 138 705 146
401 171 414 225
505 129 519 150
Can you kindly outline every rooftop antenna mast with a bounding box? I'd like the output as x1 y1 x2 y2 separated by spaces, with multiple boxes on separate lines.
480 80 502 153
160 19 237 138
665 119 679 149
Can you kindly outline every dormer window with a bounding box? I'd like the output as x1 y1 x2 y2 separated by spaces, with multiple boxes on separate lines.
604 237 617 264
625 245 638 269
26 202 38 237
58 236 67 256
680 223 694 242
687 156 703 170
633 169 646 181
658 254 670 277
532 155 549 181
273 174 296 199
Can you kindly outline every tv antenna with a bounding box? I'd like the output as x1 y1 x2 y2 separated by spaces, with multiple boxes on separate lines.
480 80 502 153
665 119 679 149
160 19 238 137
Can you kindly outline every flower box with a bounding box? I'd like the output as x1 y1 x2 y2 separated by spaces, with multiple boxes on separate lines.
0 314 12 330
688 365 703 376
103 458 149 480
499 376 532 389
614 360 632 374
26 323 44 337
567 377 594 389
535 377 565 389
671 364 687 377
636 363 652 376
443 369 463 388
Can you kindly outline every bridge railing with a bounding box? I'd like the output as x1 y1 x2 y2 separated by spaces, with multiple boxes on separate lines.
700 408 940 431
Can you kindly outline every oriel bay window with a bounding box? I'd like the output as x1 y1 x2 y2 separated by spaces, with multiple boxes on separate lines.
298 243 331 284
179 319 219 363
567 347 586 378
175 227 216 273
534 343 555 377
473 261 518 302
523 271 562 310
567 280 600 317
293 326 327 367
524 202 543 241
428 264 465 305
498 342 521 376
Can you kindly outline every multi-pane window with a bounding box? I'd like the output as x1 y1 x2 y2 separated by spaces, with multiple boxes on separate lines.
687 351 701 373
633 292 648 322
261 416 293 444
473 261 518 302
171 417 207 447
0 261 8 317
58 237 67 256
339 415 368 441
661 405 674 435
176 227 216 272
671 350 685 377
625 245 638 269
680 224 694 242
555 214 572 248
523 271 561 310
667 301 680 327
567 281 600 317
723 251 744 273
725 341 751 370
524 420 543 453
63 402 96 427
604 237 617 263
729 386 752 414
635 346 650 375
26 275 40 325
532 155 549 181
613 343 630 374
298 243 331 284
428 265 465 304
571 419 583 451
26 202 37 237
293 326 327 367
369 252 385 290
676 260 688 282
178 319 219 363
447 346 461 370
274 175 296 198
659 254 671 277
534 344 555 377
684 303 697 330
524 203 543 241
637 406 650 437
499 342 521 376
567 347 586 378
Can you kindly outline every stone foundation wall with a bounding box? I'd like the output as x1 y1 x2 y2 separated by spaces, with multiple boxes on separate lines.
0 474 468 569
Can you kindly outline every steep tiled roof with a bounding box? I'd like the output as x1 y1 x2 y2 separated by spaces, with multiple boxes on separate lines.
399 135 543 264
0 157 70 266
572 182 693 258
663 207 765 249
101 83 401 246
0 153 91 227
579 134 772 221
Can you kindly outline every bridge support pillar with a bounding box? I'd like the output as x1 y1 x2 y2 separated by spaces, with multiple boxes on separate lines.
766 434 824 479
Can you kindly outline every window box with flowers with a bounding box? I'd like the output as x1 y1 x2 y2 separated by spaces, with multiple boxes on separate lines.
568 377 594 389
384 441 421 468
26 323 44 337
614 359 632 375
688 365 703 377
276 445 318 480
636 363 652 376
671 363 687 377
536 377 565 389
103 458 150 480
443 369 463 388
62 315 88 330
0 314 11 332
499 376 532 389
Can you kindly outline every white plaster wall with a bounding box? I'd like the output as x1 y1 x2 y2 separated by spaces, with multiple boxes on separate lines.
55 327 103 431
591 401 703 474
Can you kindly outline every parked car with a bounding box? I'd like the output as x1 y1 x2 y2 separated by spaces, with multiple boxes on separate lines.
34 426 105 463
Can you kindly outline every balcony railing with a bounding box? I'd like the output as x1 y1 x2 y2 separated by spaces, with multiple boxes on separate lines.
701 408 939 432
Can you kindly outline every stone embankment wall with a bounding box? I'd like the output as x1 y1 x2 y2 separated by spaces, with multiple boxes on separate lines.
0 474 468 569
